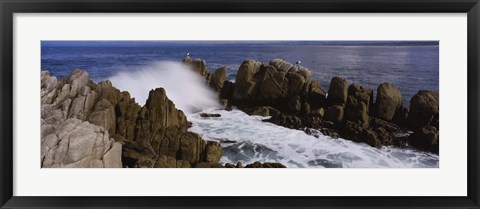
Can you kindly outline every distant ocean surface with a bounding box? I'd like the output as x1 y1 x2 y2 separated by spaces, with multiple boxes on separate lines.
41 41 439 105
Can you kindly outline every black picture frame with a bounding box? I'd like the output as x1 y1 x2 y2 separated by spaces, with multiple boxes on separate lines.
1 0 479 208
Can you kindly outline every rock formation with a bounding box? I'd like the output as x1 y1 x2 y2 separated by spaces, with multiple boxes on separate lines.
200 58 440 154
41 70 223 168
41 70 122 168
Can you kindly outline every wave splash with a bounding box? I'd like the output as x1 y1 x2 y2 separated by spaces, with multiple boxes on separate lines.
108 61 220 113
187 108 439 168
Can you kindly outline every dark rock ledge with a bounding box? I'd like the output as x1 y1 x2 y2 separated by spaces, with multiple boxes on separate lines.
184 57 439 154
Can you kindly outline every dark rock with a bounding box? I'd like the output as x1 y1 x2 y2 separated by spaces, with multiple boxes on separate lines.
200 113 221 118
209 66 227 92
288 95 302 114
232 60 262 102
324 105 344 123
257 64 288 101
196 162 225 168
204 141 222 163
245 161 286 168
409 126 439 154
327 77 348 105
306 80 326 110
375 83 403 121
184 58 209 78
408 90 439 129
219 80 234 100
243 106 281 117
224 163 235 168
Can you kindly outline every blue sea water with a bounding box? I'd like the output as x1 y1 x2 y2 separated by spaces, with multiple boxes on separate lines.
41 41 440 168
41 41 439 105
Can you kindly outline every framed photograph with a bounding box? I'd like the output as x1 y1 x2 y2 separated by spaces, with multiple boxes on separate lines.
1 0 479 208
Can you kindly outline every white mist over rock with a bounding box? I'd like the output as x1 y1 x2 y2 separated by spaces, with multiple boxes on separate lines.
109 61 220 113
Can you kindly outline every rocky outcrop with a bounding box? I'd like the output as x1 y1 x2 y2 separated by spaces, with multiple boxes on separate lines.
407 90 439 153
41 70 122 168
375 83 403 121
408 125 439 154
408 90 439 129
41 70 223 168
41 118 122 168
208 67 227 92
230 59 325 116
207 58 439 154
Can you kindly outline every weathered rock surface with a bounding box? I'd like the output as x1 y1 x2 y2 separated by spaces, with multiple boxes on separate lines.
327 77 348 106
375 83 403 121
408 90 439 129
409 125 439 154
41 71 122 168
210 58 439 154
230 59 325 116
208 67 227 92
41 69 222 168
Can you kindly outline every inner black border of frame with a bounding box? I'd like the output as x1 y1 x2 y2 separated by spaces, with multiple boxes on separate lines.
1 0 479 208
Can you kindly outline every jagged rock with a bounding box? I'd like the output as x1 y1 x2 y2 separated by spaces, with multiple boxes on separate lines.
233 60 262 101
327 77 348 105
42 70 220 168
286 72 306 96
375 83 403 121
184 58 209 77
408 90 439 129
87 99 116 134
204 141 223 163
409 126 439 154
244 161 286 168
209 66 227 92
344 84 372 127
155 155 177 168
220 80 234 100
307 80 326 110
178 132 206 164
257 64 288 101
41 118 121 168
288 95 302 113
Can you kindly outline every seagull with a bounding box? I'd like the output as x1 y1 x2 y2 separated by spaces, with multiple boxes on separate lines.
186 52 190 57
295 60 301 65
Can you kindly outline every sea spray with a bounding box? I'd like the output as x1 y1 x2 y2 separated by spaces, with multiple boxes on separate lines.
109 61 220 113
187 108 440 168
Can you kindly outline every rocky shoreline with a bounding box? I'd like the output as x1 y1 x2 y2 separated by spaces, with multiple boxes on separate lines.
41 70 284 168
184 56 439 154
41 57 438 168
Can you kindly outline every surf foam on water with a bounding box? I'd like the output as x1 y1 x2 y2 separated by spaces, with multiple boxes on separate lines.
187 108 439 168
108 61 220 113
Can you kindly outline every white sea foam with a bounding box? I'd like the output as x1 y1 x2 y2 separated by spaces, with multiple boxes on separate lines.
108 61 220 113
187 108 439 168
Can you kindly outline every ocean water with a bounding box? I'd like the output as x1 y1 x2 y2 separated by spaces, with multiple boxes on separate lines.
42 41 439 105
41 41 440 168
